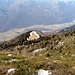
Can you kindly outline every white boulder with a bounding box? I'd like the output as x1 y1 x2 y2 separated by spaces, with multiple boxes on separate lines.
38 69 48 75
27 31 40 41
7 68 15 74
8 54 13 56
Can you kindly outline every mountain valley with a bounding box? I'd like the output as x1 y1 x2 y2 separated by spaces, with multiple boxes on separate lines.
0 22 73 42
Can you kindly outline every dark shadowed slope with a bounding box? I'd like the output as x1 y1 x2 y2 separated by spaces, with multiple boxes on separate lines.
0 30 46 50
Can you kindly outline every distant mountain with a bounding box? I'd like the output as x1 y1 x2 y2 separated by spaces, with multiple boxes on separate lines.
59 25 75 33
0 0 75 32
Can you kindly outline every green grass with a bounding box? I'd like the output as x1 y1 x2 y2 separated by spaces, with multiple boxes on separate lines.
0 31 75 75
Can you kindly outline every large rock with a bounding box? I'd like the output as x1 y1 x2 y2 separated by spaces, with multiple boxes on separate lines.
38 69 48 75
27 31 40 41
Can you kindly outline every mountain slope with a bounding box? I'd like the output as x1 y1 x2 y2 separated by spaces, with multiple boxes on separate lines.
0 29 75 54
0 30 46 50
0 30 75 75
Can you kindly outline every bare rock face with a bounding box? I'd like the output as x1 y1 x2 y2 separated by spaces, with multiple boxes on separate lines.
7 68 15 74
27 31 40 41
38 69 52 75
38 69 48 75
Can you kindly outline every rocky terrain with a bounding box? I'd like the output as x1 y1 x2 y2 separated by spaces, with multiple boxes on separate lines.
0 29 75 75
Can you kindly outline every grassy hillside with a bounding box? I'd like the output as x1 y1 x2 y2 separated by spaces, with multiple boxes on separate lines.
0 30 75 75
